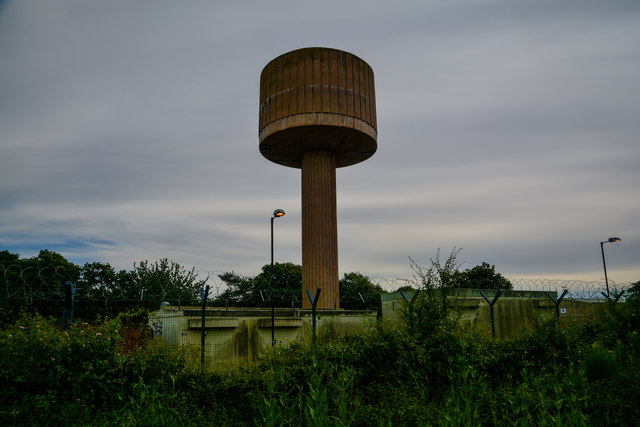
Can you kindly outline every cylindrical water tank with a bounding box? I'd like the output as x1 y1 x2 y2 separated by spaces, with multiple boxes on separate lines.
259 47 377 168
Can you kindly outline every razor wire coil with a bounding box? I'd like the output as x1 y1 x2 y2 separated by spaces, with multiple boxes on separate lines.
1 263 634 309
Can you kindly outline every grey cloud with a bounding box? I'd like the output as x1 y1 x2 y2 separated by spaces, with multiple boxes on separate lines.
1 0 638 283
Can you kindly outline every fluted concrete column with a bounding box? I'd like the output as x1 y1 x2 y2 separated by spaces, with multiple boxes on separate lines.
302 151 339 309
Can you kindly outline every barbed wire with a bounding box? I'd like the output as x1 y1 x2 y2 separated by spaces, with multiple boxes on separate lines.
1 264 634 308
507 278 632 300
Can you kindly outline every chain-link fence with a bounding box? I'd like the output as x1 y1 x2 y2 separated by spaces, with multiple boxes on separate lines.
1 263 634 319
3 262 636 364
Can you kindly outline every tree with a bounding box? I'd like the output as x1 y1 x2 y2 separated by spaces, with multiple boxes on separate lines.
1 250 212 316
0 250 21 292
77 262 136 315
626 280 640 316
80 262 120 295
256 262 302 306
213 271 256 307
214 262 302 307
0 250 82 319
22 249 81 286
12 250 80 297
0 250 23 317
626 281 640 301
215 263 383 310
339 272 383 311
0 250 20 265
452 262 513 290
129 259 207 310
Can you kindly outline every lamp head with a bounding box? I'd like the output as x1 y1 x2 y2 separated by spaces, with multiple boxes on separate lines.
273 209 285 218
608 237 621 243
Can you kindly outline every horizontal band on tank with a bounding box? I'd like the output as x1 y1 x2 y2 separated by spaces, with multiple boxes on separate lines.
259 112 377 142
260 84 370 104
259 85 375 132
259 113 377 168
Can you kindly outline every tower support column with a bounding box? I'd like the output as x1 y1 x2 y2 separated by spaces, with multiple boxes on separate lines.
302 151 339 309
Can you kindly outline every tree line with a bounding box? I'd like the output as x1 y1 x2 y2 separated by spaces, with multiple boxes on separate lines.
1 248 514 319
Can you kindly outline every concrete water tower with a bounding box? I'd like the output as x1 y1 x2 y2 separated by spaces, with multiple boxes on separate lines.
259 47 377 309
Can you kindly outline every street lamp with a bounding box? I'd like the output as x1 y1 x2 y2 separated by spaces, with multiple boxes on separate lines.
600 237 621 298
271 209 285 346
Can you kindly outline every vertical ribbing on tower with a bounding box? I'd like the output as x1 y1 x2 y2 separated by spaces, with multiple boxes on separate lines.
302 151 338 309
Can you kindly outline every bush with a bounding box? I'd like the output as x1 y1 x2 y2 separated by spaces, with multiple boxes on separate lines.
0 313 121 425
2 291 640 426
584 343 621 382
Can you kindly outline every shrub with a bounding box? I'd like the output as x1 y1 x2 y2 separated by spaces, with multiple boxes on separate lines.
403 249 461 340
0 313 121 425
2 290 640 426
583 339 633 382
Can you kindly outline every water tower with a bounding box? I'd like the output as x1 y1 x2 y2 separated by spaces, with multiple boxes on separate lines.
259 47 377 309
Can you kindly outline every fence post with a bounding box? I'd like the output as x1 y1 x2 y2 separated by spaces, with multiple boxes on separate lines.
601 289 625 302
62 281 75 329
480 289 502 338
399 290 420 330
259 290 277 347
544 289 568 318
200 285 210 366
306 288 321 345
399 291 410 302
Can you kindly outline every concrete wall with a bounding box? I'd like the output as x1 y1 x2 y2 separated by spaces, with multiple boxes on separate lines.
382 291 604 340
148 292 605 365
150 307 377 365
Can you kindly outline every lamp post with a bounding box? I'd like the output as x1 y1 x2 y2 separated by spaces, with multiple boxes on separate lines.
271 209 285 346
600 237 621 298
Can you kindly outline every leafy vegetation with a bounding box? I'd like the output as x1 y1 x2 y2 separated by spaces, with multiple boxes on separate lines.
452 261 513 290
1 252 382 318
2 249 638 425
2 278 639 425
405 248 513 291
0 250 207 319
213 263 382 311
214 262 303 307
2 247 512 321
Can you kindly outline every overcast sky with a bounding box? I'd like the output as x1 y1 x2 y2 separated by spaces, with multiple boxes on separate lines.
1 0 638 286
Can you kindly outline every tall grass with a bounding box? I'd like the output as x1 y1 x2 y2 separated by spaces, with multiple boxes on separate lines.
1 292 639 425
